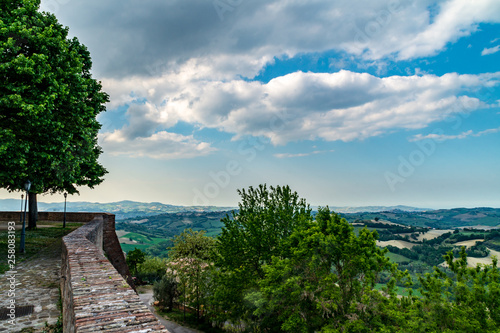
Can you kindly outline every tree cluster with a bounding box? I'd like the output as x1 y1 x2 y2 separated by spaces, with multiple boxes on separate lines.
137 185 500 332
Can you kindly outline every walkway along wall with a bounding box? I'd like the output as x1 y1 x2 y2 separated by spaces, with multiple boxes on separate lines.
0 212 170 332
60 213 170 332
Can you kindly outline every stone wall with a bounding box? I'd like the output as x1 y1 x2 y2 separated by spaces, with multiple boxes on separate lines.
61 214 170 332
0 211 170 332
0 211 109 223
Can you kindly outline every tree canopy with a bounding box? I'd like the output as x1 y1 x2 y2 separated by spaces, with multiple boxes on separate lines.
0 0 108 226
137 184 500 332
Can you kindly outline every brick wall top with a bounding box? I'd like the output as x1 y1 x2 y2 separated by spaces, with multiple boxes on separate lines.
61 215 170 332
0 211 112 223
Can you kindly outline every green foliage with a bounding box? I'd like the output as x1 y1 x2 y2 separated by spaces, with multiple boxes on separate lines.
126 248 146 276
213 184 312 324
169 228 216 261
253 207 392 332
0 0 108 225
167 228 216 321
115 185 500 332
136 256 167 284
153 274 178 312
382 248 500 332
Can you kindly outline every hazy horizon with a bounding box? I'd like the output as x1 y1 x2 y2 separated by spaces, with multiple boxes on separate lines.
0 197 499 212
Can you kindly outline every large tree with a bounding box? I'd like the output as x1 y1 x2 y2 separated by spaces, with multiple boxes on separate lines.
253 207 391 331
167 229 216 321
0 0 109 228
213 184 313 325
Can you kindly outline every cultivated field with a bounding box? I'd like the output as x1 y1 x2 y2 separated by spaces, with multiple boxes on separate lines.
452 239 484 248
466 248 500 267
377 240 416 249
398 229 454 241
440 248 500 268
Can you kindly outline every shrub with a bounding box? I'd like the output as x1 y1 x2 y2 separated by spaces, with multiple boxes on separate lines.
154 274 179 311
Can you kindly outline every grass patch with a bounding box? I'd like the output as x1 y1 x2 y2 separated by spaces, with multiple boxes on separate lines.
386 252 411 263
0 221 81 274
120 243 153 253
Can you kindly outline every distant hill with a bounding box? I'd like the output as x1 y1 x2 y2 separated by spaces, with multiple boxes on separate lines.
327 205 429 213
115 207 500 258
342 207 500 228
0 199 235 220
1 199 498 225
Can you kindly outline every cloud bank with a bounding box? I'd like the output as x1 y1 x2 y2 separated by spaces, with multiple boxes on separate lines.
40 0 500 159
101 70 500 155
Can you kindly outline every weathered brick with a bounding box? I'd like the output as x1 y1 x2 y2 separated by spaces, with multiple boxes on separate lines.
60 214 170 333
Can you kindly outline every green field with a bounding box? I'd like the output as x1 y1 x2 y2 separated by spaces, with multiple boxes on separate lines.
120 243 154 253
119 232 168 253
121 232 166 244
386 252 411 263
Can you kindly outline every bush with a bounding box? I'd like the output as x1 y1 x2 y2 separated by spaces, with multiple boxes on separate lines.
136 256 167 284
154 274 179 311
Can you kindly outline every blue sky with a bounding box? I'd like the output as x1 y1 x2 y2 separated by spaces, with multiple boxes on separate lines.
2 0 500 209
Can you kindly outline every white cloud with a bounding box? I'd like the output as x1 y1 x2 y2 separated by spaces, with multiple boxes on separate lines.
410 126 500 142
103 70 500 145
99 130 216 159
482 45 500 56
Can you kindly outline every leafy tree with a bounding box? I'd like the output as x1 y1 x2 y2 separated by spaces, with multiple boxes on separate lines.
213 184 313 325
167 228 216 321
136 256 167 284
169 228 215 261
252 207 392 332
0 0 108 228
126 248 146 276
154 274 178 312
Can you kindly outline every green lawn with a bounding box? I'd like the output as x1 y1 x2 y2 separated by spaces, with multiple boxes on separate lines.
0 222 82 274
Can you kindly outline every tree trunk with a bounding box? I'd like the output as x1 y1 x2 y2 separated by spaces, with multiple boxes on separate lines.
28 192 38 229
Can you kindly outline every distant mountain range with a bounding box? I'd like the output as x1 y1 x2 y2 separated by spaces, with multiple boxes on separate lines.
0 199 495 222
0 199 235 220
325 205 430 213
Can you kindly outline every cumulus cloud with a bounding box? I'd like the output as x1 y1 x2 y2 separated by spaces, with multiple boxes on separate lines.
410 126 500 142
392 0 500 60
104 70 500 145
99 130 216 159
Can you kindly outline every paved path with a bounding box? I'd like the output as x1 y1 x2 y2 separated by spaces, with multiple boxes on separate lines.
138 292 202 333
0 238 62 332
